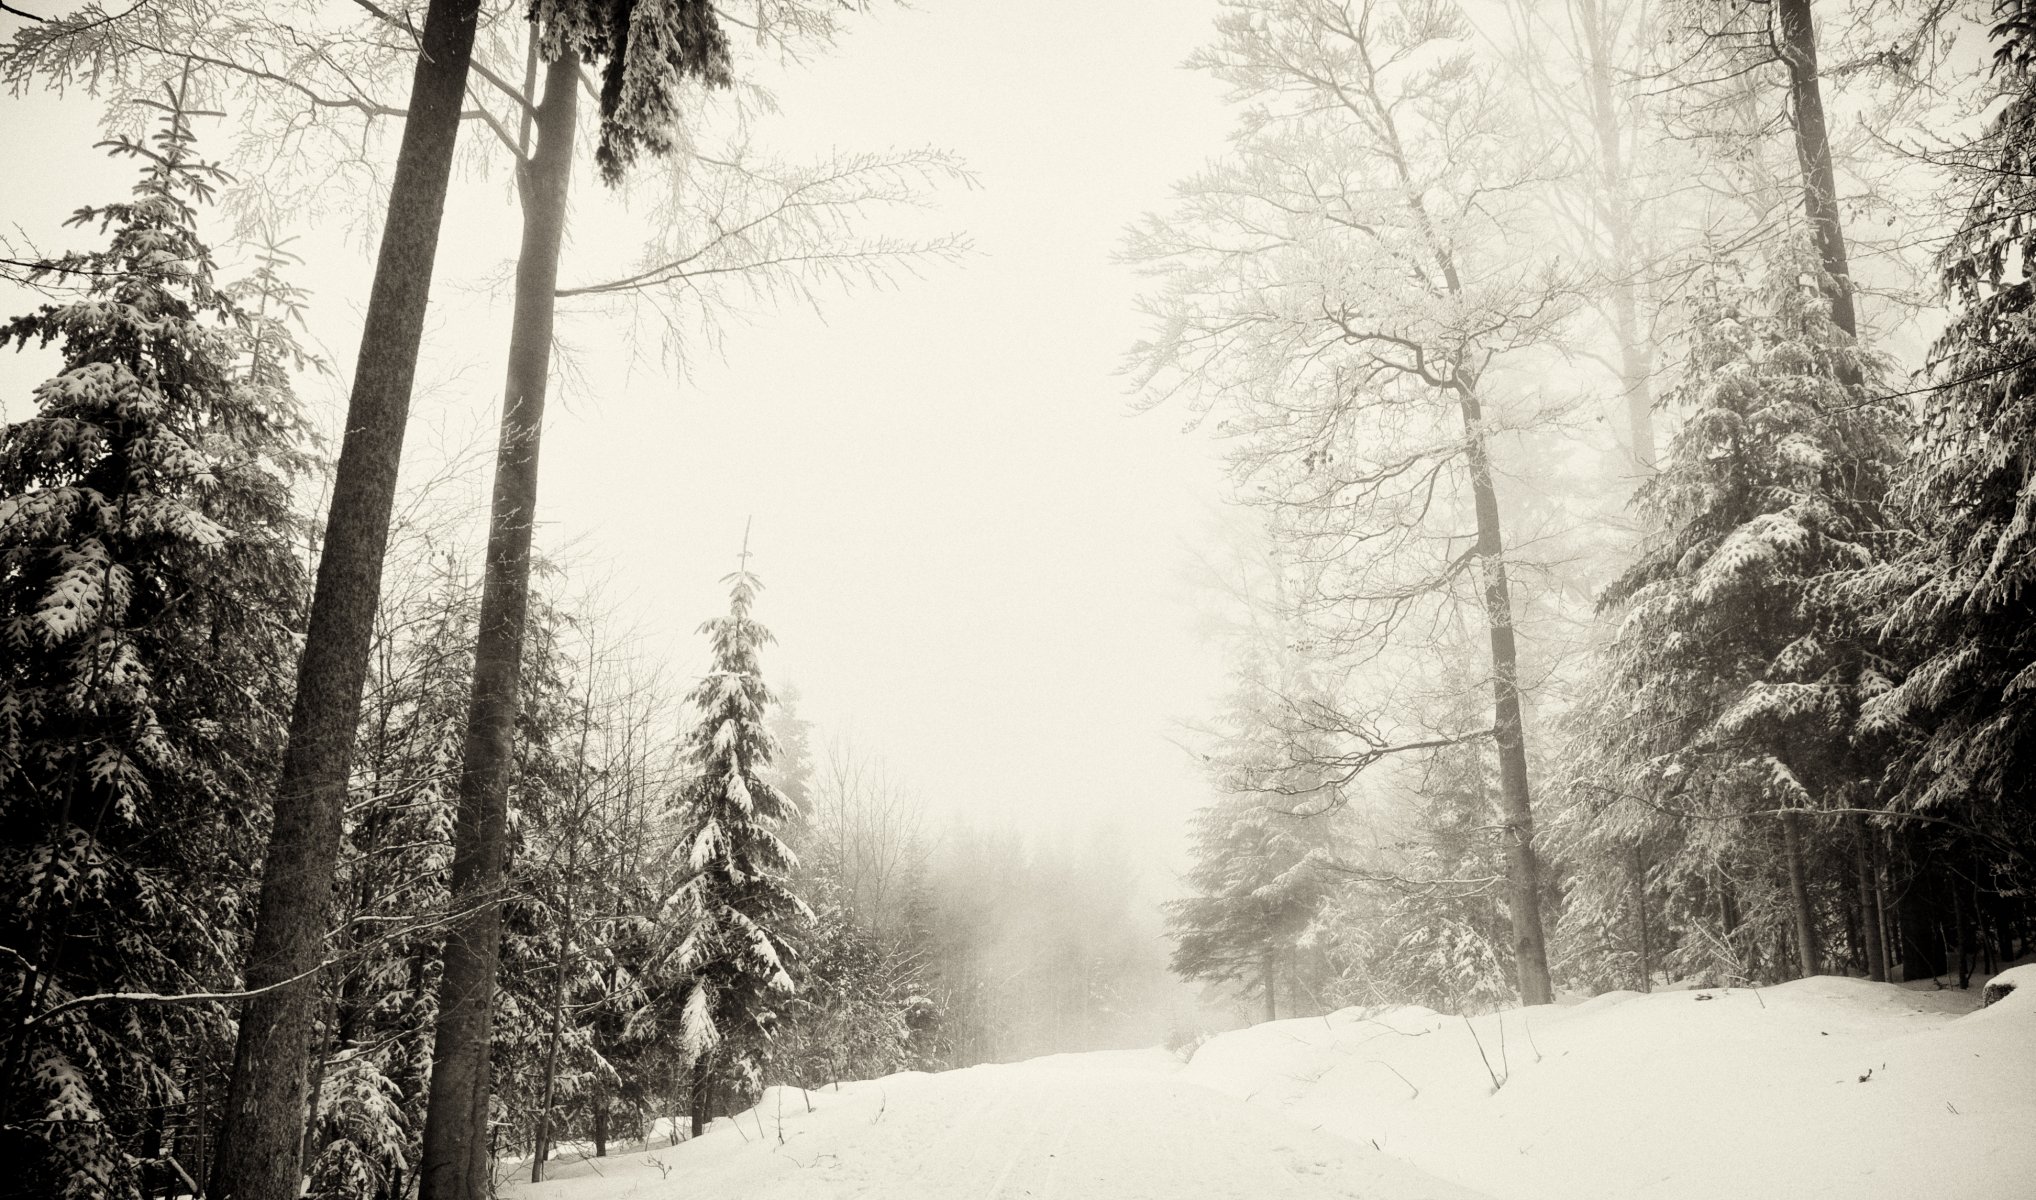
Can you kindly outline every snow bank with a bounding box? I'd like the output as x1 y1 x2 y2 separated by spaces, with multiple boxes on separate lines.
1183 972 2035 1200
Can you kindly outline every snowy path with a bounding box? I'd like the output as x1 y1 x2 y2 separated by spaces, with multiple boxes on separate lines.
509 1051 1488 1200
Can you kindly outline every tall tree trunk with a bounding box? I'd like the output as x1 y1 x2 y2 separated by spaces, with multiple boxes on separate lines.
417 46 579 1200
1952 882 1973 988
1576 0 1656 471
1263 946 1278 1023
1853 815 1888 982
591 1085 610 1158
1781 810 1820 978
212 0 482 1194
1873 847 1893 979
1457 382 1555 1006
690 1057 713 1138
1775 0 1860 349
1632 845 1652 992
1894 863 1945 981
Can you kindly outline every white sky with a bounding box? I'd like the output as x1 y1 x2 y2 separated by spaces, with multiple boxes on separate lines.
0 0 1244 883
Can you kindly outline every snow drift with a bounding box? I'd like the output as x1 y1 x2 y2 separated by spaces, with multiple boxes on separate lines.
1184 965 2036 1200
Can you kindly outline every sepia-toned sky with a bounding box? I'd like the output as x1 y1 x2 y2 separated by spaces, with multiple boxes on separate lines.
0 0 1244 884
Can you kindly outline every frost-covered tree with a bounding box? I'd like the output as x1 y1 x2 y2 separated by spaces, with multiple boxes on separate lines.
1129 0 1575 1005
657 564 804 1134
0 96 309 1200
1861 3 2036 969
1168 617 1343 1022
1168 793 1337 1023
1558 243 1908 986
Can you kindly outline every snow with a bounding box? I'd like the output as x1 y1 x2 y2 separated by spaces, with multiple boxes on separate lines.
503 970 2032 1200
1183 969 2035 1200
505 1053 1485 1200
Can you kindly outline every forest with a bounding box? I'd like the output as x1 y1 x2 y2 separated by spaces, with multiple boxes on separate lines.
0 0 2030 1199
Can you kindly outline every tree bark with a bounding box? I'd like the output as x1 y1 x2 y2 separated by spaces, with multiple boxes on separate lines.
1781 810 1820 978
1457 383 1556 1006
1632 845 1652 992
1853 815 1888 982
1263 946 1278 1023
1775 0 1860 349
211 0 482 1195
417 45 580 1200
1895 863 1946 982
690 1057 713 1138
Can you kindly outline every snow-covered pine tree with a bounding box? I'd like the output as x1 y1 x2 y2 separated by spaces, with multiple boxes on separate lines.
1860 2 2036 955
1559 241 1908 986
659 562 805 1133
1166 638 1341 1023
1167 793 1338 1024
0 92 310 1199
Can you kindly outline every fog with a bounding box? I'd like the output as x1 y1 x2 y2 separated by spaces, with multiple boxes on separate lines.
2 0 2030 1194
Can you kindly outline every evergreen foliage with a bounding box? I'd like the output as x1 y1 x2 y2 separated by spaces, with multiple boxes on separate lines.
0 95 310 1199
1556 243 1908 986
656 567 805 1106
1862 5 2036 902
535 0 735 183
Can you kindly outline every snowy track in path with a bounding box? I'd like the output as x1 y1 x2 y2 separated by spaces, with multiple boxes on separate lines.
508 1050 1488 1200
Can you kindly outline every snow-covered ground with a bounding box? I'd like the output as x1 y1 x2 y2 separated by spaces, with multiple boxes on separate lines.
505 966 2034 1200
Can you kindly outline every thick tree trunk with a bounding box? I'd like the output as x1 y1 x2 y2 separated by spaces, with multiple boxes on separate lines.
1853 815 1888 982
591 1087 610 1158
690 1058 713 1138
1780 810 1820 978
1895 855 1948 982
211 1 482 1195
418 47 579 1200
1263 947 1278 1023
1457 383 1555 1006
1775 0 1860 348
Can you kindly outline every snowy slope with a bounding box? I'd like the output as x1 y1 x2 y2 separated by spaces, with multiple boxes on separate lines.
502 970 2029 1200
505 1050 1489 1200
1184 965 2036 1200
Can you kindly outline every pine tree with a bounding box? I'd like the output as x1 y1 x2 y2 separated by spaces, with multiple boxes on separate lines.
658 561 805 1133
1166 639 1341 1023
1167 793 1337 1023
1560 242 1908 985
1862 1 2036 964
0 94 310 1200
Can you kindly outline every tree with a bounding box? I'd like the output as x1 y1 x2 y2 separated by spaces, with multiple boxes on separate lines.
415 2 742 1190
656 560 804 1135
207 0 484 1189
1168 794 1337 1023
1128 0 1570 1005
1862 1 2036 971
1559 242 1907 986
0 94 309 1199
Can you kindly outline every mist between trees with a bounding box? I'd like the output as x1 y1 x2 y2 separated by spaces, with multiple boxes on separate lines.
1150 0 2034 1027
2 0 2036 1198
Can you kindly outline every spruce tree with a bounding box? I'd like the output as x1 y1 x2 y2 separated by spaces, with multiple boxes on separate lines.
1166 643 1340 1023
0 95 309 1200
1864 2 2036 948
1562 243 1907 985
658 562 804 1133
1167 794 1336 1023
